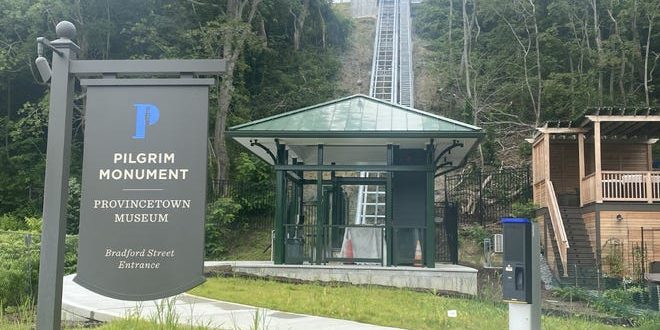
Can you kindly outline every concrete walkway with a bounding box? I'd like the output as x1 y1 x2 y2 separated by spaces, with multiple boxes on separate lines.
61 274 401 330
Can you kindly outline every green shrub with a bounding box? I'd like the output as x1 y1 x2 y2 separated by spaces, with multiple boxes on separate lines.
205 197 242 258
510 200 537 219
551 286 591 302
459 225 491 247
0 233 39 307
66 177 81 235
0 214 26 231
0 228 78 308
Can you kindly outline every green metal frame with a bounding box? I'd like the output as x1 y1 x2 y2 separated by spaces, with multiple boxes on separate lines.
425 143 436 267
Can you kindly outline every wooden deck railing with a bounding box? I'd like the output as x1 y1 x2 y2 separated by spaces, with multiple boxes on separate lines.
546 181 569 276
581 173 597 205
601 171 660 203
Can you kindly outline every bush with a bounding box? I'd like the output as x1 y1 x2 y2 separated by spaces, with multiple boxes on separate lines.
0 232 39 307
551 286 592 302
66 177 81 235
0 222 78 309
0 214 26 231
205 197 242 258
510 200 537 219
459 225 492 247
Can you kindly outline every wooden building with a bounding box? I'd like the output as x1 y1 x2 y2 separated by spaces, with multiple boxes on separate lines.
531 108 659 280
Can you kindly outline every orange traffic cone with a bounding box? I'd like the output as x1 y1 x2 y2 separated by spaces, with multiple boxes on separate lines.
344 238 354 264
413 240 423 267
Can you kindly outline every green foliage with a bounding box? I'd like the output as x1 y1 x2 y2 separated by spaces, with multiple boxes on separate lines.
191 277 624 330
0 214 26 232
66 177 81 235
205 197 242 258
510 200 537 219
0 232 39 307
459 225 492 246
414 0 660 166
603 238 624 278
551 286 592 302
231 153 274 214
631 244 648 282
0 0 350 221
552 285 660 325
0 226 77 309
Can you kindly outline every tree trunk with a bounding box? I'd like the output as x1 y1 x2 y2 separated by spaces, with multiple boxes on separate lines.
291 0 310 51
448 0 453 78
592 0 603 105
462 0 472 100
213 0 263 194
318 6 326 49
643 12 653 107
529 0 542 126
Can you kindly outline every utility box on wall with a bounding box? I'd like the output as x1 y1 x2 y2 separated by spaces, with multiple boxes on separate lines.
502 218 533 303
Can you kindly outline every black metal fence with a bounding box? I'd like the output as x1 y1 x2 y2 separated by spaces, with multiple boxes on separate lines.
210 180 275 230
443 167 532 226
435 202 458 263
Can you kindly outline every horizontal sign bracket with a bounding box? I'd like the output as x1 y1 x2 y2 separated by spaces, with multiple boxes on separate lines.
79 78 216 86
70 59 227 77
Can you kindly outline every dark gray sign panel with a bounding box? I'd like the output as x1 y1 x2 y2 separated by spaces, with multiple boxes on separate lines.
75 79 212 300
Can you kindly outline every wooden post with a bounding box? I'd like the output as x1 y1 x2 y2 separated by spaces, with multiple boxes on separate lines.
578 132 585 206
594 121 603 203
646 172 653 203
544 134 550 182
647 142 654 203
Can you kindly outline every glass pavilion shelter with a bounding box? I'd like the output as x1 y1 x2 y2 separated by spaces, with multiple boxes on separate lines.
228 95 483 267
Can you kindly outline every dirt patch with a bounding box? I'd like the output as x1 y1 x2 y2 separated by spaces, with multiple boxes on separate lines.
337 16 375 96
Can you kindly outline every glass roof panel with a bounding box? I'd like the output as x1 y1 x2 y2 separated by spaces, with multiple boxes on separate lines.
230 95 480 133
344 100 363 130
361 99 378 130
376 103 392 130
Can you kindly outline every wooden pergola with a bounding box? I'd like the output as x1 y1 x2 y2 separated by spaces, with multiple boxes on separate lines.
532 107 660 276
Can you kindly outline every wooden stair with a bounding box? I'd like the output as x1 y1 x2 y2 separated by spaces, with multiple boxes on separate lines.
553 206 599 287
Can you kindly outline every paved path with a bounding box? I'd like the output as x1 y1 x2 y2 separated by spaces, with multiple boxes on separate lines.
62 274 401 330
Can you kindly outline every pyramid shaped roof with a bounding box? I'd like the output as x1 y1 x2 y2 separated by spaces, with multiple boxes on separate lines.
230 94 480 135
228 95 483 168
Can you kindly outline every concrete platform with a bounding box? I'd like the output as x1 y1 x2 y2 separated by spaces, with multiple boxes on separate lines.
61 274 400 329
205 261 478 295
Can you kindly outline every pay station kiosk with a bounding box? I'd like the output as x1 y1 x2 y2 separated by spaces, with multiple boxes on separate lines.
501 218 540 330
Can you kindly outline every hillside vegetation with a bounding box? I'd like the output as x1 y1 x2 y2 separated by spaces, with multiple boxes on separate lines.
413 0 659 167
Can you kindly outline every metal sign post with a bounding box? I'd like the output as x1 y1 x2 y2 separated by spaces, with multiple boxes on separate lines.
508 222 541 330
36 21 79 330
35 21 225 329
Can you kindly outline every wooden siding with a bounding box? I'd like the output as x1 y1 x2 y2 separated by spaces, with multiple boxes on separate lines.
583 212 598 256
550 143 580 195
581 174 597 205
533 137 547 207
599 210 660 276
584 143 650 174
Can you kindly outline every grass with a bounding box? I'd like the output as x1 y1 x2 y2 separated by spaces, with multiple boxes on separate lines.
189 276 630 330
220 224 272 261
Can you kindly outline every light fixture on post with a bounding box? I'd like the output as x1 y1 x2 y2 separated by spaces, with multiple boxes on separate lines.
616 214 623 222
35 36 65 82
